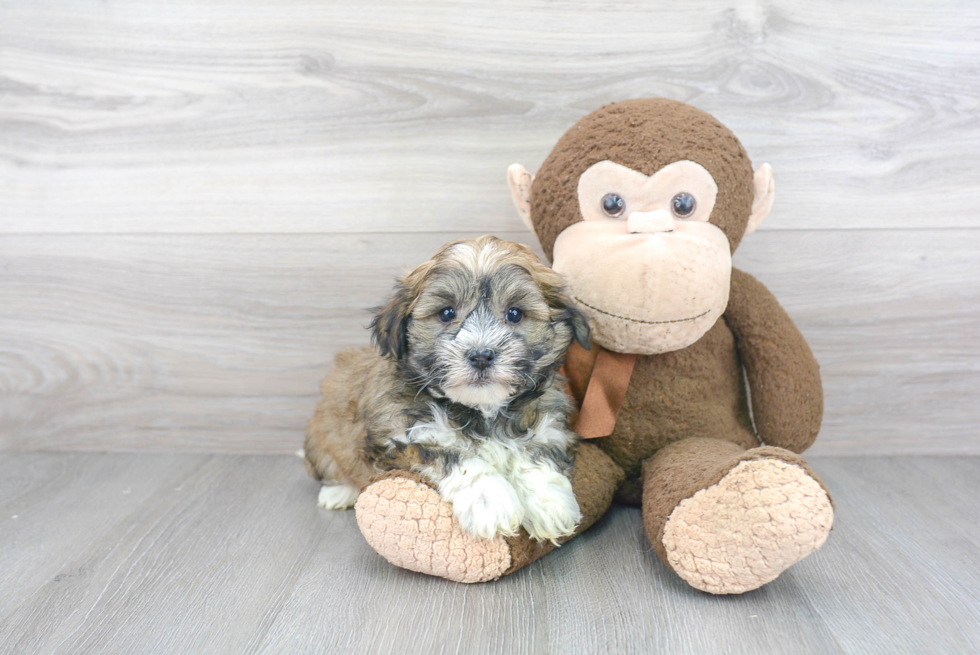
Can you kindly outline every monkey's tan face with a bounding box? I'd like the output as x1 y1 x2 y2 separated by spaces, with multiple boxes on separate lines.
551 160 732 355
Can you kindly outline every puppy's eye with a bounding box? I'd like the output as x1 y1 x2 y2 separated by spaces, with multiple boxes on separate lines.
505 307 524 324
671 192 697 218
437 307 456 323
601 193 625 218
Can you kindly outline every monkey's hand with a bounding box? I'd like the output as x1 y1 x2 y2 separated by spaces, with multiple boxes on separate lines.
353 441 623 583
724 268 823 453
355 472 514 583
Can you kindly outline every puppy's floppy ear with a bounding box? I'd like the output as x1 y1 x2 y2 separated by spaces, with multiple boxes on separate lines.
370 279 415 360
525 254 592 351
556 298 591 350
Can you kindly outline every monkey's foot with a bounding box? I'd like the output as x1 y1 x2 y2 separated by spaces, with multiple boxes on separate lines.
662 458 834 595
354 473 512 583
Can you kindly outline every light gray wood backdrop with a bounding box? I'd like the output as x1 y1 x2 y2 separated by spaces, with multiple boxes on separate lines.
2 0 979 455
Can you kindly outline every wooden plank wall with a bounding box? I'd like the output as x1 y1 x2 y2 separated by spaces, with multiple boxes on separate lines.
2 0 978 455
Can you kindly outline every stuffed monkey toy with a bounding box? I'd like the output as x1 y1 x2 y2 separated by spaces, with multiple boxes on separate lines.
353 98 833 594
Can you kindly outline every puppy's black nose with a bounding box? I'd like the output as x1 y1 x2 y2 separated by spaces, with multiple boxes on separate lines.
467 349 496 371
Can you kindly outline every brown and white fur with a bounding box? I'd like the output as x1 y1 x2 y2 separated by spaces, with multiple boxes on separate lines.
304 236 590 542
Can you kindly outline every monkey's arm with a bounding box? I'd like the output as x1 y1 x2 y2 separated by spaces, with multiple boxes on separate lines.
723 268 823 453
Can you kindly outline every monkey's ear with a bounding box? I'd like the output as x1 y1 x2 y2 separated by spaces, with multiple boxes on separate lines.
745 163 775 235
370 280 414 359
507 163 535 231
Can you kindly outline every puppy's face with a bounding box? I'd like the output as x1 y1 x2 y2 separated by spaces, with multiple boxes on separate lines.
371 236 589 413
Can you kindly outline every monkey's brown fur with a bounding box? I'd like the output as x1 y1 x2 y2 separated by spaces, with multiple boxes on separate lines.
353 99 833 591
531 98 756 260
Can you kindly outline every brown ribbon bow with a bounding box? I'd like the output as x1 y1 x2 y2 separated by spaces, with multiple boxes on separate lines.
564 342 637 439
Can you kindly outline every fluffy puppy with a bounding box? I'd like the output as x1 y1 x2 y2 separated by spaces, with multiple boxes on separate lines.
304 235 590 542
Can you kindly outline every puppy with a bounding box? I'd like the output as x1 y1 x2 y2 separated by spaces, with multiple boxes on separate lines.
304 235 590 542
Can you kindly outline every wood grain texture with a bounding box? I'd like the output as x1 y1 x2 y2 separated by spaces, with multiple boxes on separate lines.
1 453 978 654
1 0 979 233
2 230 978 455
2 0 979 455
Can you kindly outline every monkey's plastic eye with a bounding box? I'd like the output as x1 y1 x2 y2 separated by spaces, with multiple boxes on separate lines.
437 307 456 323
601 193 626 217
671 192 697 218
505 308 524 324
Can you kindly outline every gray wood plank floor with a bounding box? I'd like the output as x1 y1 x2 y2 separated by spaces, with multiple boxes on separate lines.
1 453 977 654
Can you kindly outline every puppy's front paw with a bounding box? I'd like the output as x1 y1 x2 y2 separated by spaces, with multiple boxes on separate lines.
451 475 524 540
521 478 582 544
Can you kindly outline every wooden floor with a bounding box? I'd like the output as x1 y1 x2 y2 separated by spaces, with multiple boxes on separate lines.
1 454 977 654
3 2 978 652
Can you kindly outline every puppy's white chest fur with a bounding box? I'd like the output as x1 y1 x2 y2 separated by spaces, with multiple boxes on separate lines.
402 405 581 543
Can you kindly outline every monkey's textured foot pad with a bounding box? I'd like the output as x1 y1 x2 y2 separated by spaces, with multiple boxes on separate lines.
662 459 833 595
354 475 512 583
